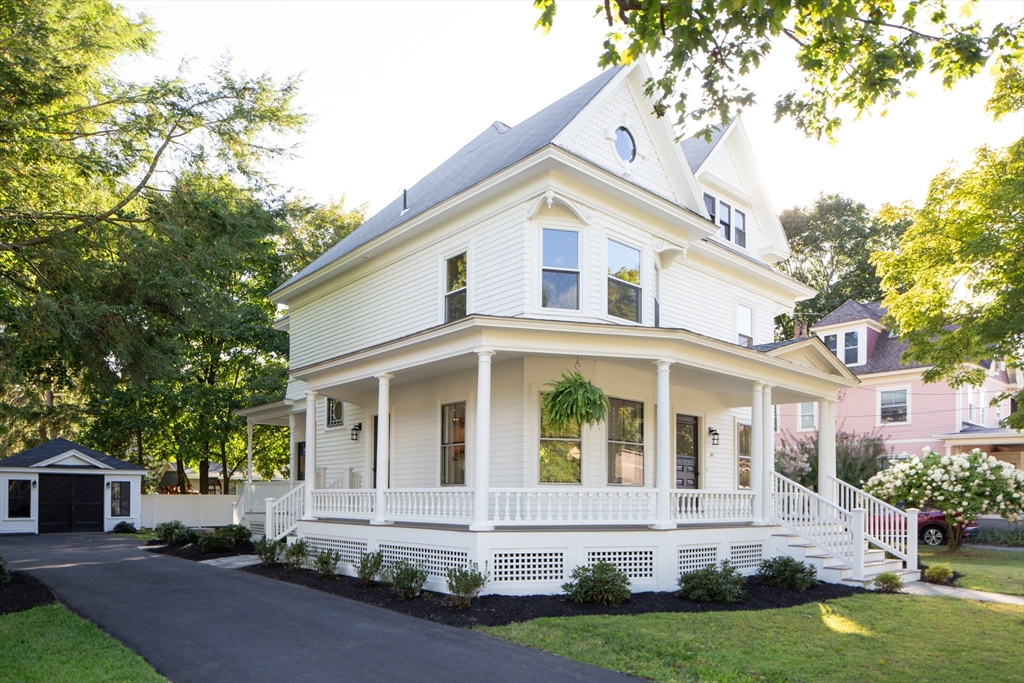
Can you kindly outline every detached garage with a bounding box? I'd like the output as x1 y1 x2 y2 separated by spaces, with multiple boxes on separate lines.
0 438 145 534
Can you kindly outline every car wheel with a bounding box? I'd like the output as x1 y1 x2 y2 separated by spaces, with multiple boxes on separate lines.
921 526 947 546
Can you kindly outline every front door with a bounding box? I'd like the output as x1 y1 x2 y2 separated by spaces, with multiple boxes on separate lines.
38 474 104 533
296 441 306 481
675 415 699 489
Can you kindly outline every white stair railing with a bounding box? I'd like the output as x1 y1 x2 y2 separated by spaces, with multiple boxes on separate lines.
265 482 306 541
771 472 866 579
830 476 918 571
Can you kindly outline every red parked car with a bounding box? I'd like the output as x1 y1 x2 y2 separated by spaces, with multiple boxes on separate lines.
918 510 979 546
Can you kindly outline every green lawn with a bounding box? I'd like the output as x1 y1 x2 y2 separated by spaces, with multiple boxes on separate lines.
920 544 1024 596
0 605 163 683
112 528 160 542
483 595 1023 683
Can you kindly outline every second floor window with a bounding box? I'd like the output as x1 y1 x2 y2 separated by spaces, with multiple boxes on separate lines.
703 192 716 223
327 398 344 427
880 389 908 424
542 228 579 309
719 201 732 241
737 423 751 488
445 252 467 322
735 210 746 248
441 402 466 485
607 239 641 323
737 304 753 347
799 402 816 430
844 331 859 364
608 398 644 485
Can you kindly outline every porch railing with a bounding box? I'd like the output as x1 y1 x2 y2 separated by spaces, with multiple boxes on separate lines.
312 489 376 519
830 475 917 571
386 488 474 523
489 488 657 525
265 482 305 541
241 481 295 513
670 490 755 522
770 472 862 577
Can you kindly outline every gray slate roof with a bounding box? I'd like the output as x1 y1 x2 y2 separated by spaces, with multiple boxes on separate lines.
850 332 922 376
814 299 885 328
273 67 624 295
679 126 727 173
0 438 146 471
753 338 808 353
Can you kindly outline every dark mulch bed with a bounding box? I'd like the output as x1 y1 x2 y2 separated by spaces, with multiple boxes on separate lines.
146 541 255 562
240 564 867 629
0 572 57 616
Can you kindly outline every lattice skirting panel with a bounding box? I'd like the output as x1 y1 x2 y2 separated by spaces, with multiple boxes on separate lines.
729 542 764 572
678 545 719 574
492 551 565 583
379 543 469 579
587 549 655 579
303 535 368 566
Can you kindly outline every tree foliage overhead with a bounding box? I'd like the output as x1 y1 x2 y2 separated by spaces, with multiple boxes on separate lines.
280 197 366 277
535 0 1024 139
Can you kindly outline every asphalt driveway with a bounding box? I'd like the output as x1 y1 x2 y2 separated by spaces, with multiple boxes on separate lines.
2 534 633 682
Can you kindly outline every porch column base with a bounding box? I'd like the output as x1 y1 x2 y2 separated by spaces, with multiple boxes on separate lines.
468 522 494 531
648 521 677 530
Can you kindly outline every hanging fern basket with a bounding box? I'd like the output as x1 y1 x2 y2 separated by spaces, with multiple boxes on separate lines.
541 371 609 432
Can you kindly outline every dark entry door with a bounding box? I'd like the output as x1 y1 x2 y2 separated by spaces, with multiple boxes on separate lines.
371 415 391 488
675 415 699 489
39 474 104 533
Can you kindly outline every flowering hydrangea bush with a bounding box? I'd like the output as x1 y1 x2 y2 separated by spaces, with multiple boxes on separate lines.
863 448 1024 551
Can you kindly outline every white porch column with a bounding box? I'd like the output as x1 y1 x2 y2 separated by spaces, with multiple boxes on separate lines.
470 351 494 531
246 420 253 485
818 399 837 502
761 384 774 522
652 361 675 529
303 390 318 520
372 374 393 525
750 382 764 523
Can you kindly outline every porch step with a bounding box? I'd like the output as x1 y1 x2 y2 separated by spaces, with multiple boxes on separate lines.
772 531 915 586
842 567 921 588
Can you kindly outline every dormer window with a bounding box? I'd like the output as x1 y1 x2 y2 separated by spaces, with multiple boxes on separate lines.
844 331 859 364
614 127 636 162
719 202 732 241
703 193 716 223
607 239 641 323
735 210 746 248
824 334 838 357
703 192 747 249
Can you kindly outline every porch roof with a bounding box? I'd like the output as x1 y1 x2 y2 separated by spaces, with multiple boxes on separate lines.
233 399 300 426
292 315 858 407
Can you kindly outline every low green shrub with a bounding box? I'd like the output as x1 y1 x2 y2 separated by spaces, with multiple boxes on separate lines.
112 521 137 534
0 554 12 584
169 527 199 546
385 559 427 600
678 561 746 603
756 556 817 592
155 520 188 544
314 549 342 579
972 527 1024 548
253 537 284 566
284 538 309 572
562 561 631 606
871 571 904 593
923 563 953 584
217 524 251 546
446 561 490 609
357 550 385 588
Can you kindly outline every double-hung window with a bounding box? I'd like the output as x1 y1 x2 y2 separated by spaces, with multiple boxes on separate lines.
445 252 467 322
798 402 816 430
737 304 753 347
607 239 641 323
879 389 908 424
719 202 732 241
440 402 466 485
703 193 717 223
327 398 344 427
539 397 582 483
737 423 751 488
7 480 31 518
607 398 644 485
824 334 838 357
110 481 131 517
844 331 859 364
735 210 747 248
541 229 579 310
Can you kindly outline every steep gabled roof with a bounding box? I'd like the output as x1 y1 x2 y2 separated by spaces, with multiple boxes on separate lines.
0 438 145 471
814 299 886 328
679 125 728 173
273 67 624 296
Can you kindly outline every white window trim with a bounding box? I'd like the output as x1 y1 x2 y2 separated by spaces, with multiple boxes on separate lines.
734 298 756 347
604 230 646 326
439 247 470 324
876 385 911 427
844 327 867 367
797 401 818 432
605 394 649 487
2 474 37 521
438 397 470 487
605 113 646 172
735 418 752 490
325 398 345 429
537 222 586 316
701 189 750 250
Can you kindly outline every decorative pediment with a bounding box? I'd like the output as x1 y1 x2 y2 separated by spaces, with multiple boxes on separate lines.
32 449 112 469
525 190 593 225
763 338 859 381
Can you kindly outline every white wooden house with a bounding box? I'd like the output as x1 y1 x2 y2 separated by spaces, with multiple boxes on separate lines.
235 61 921 594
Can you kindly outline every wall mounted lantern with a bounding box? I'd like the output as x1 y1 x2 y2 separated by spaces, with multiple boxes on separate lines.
350 423 363 441
32 480 38 488
708 427 720 446
105 481 111 489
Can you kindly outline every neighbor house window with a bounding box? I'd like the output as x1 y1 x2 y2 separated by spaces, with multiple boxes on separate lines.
737 423 751 489
879 389 908 424
7 480 30 519
844 330 859 364
799 402 816 430
737 304 753 347
824 334 838 357
719 202 732 241
703 192 717 223
441 402 466 485
735 210 746 248
540 397 581 483
110 481 131 517
445 252 467 322
608 398 644 485
607 239 641 323
542 228 579 309
327 398 344 427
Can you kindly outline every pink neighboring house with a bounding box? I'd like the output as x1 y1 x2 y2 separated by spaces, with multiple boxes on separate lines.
775 300 1024 468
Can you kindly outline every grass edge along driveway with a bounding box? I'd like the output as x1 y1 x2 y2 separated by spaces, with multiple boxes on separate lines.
921 545 1024 596
0 604 163 683
482 594 1024 683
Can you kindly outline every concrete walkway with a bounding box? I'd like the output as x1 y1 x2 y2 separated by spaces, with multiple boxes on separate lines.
902 581 1024 605
3 534 633 683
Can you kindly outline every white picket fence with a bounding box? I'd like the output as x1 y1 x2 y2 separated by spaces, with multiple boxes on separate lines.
141 494 241 528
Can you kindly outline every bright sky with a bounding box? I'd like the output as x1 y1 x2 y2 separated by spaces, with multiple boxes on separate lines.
120 0 1024 217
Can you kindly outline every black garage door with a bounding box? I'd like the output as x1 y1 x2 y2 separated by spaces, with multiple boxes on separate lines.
39 474 104 533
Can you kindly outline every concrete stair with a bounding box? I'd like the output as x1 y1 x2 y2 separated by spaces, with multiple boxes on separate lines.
772 533 920 587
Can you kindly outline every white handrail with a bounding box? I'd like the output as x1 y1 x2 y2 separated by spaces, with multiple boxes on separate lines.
312 489 375 519
770 473 858 567
830 476 917 570
265 482 305 541
670 491 755 522
385 488 473 522
489 488 657 525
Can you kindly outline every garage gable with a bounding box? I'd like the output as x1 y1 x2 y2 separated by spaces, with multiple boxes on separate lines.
31 450 113 469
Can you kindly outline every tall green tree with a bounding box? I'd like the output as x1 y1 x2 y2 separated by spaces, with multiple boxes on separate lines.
535 0 1023 139
281 197 366 277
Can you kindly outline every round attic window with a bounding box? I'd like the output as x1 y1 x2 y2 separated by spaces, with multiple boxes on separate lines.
614 126 636 163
